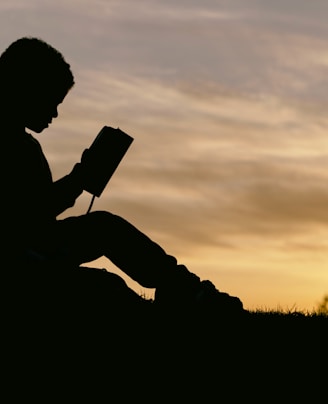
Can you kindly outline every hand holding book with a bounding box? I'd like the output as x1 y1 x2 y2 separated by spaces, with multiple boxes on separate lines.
79 126 134 197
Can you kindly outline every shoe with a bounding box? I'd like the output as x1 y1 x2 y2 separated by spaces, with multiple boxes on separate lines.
154 268 245 316
194 280 245 315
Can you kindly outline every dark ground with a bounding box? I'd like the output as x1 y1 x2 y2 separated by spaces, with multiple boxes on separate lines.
2 264 327 401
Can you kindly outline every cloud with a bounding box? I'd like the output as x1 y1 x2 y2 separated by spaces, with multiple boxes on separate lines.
46 70 328 258
2 0 328 308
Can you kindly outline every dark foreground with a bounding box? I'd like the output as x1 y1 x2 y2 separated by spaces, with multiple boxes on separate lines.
2 265 327 401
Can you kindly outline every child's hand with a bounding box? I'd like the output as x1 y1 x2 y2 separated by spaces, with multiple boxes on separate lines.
69 150 91 191
70 148 93 191
80 148 91 167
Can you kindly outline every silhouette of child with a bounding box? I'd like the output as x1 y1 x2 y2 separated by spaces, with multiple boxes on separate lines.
0 37 244 313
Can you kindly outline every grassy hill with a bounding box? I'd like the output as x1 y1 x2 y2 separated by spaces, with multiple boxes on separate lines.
2 264 326 401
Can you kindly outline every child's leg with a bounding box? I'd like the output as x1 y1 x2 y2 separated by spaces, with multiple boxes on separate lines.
54 210 199 289
54 211 244 313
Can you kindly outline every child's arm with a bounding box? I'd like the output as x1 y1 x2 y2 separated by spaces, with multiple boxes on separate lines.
50 162 85 217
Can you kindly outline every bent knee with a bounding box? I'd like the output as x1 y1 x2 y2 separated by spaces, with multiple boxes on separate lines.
85 210 124 229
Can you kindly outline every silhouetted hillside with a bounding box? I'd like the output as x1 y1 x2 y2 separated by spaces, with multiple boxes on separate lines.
2 264 326 401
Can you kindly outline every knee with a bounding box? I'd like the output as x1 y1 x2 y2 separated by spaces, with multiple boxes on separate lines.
86 210 122 229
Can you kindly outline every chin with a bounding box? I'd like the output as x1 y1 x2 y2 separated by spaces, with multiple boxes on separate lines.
26 124 48 133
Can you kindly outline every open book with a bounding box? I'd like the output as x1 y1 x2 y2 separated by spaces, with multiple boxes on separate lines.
82 126 134 197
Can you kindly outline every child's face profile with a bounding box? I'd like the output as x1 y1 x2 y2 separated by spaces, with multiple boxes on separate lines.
24 86 67 134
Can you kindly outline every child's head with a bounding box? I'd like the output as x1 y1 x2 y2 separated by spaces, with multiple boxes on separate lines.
0 37 75 132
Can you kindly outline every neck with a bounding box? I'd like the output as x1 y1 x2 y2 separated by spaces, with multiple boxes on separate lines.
1 111 25 134
3 121 25 133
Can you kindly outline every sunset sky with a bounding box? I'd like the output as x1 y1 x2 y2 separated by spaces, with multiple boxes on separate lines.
1 0 328 311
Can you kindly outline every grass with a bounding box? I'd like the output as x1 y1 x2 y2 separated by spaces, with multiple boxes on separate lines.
4 290 326 400
4 264 327 400
247 306 328 317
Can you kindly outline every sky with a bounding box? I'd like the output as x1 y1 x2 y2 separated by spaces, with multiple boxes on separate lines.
1 0 328 311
